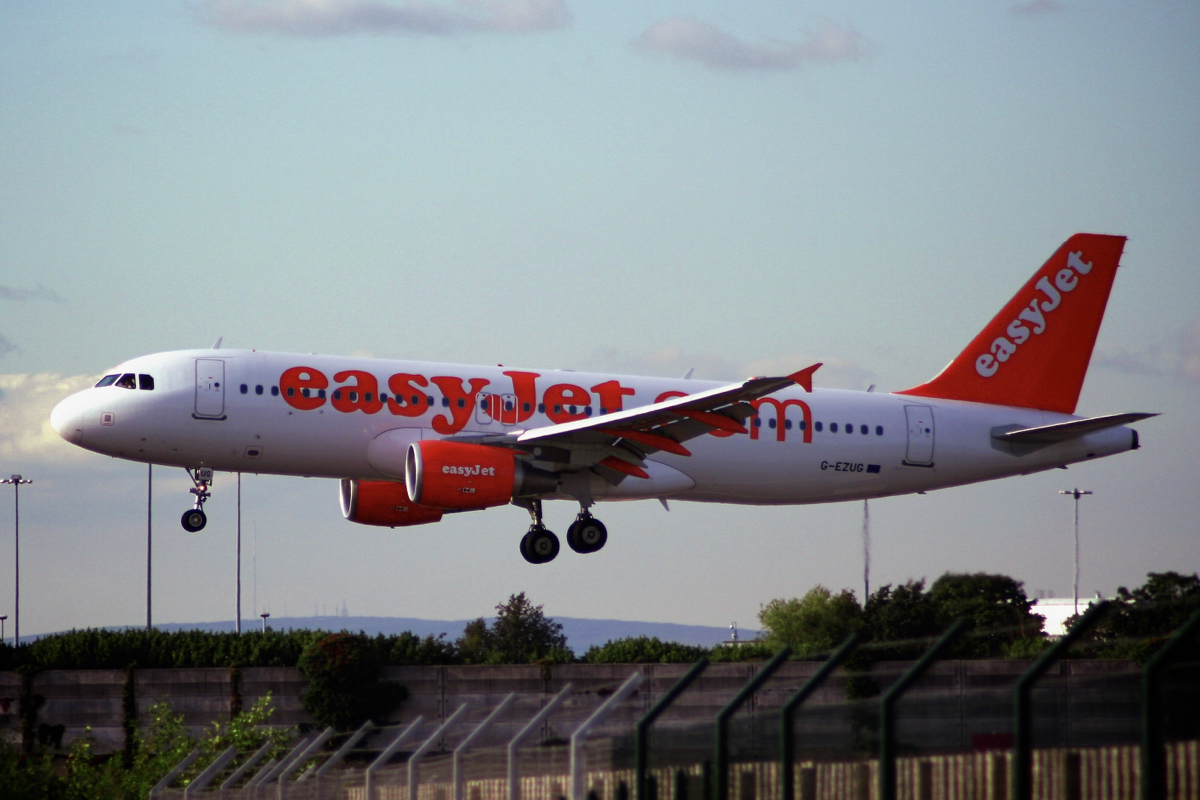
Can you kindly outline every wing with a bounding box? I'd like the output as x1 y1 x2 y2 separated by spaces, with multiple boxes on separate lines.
448 364 821 481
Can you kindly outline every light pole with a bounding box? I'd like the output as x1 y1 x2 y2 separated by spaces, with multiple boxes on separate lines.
147 464 152 630
0 615 7 645
1059 488 1093 616
260 612 269 633
236 473 242 635
1 475 31 646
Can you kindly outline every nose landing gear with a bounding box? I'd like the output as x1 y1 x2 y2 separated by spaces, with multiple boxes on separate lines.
180 467 213 533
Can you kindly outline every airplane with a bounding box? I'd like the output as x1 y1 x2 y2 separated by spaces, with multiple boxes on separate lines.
50 233 1155 564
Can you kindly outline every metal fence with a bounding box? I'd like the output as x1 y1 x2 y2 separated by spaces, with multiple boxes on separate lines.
151 606 1200 800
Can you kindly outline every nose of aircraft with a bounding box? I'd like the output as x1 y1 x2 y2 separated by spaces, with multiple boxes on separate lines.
50 392 86 445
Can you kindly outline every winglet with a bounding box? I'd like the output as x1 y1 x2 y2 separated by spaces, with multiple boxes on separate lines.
787 363 822 393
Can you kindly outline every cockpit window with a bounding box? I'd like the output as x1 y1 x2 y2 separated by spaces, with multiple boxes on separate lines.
95 374 119 388
138 374 155 391
115 373 137 389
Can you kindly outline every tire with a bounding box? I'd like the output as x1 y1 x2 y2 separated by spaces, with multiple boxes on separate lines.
521 528 560 564
567 517 608 554
181 508 207 533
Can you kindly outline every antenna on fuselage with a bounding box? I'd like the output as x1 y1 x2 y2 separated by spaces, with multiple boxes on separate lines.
212 337 223 349
682 368 694 380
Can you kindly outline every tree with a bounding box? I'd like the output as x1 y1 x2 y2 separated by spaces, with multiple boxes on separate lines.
928 573 1044 656
454 594 571 664
758 586 863 655
863 580 939 645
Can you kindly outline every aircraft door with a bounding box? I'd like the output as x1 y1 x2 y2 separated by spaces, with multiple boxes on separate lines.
903 405 935 466
195 359 226 419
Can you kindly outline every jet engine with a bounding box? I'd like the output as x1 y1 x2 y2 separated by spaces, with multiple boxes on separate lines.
405 440 558 510
340 479 444 527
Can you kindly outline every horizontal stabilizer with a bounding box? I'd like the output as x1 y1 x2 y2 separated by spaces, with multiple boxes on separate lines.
992 412 1157 444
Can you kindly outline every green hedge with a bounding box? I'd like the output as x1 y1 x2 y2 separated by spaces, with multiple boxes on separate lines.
0 629 462 671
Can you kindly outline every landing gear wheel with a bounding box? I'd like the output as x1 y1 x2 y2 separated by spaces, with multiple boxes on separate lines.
567 516 608 554
520 527 560 565
181 508 207 533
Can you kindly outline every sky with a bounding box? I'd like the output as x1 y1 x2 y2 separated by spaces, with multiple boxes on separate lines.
0 0 1197 643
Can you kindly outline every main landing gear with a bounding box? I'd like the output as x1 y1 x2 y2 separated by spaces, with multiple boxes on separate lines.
180 467 213 533
516 500 608 564
567 512 607 554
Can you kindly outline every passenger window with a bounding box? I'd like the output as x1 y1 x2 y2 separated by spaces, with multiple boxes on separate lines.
255 385 263 395
427 395 435 406
753 418 761 427
379 393 387 402
523 402 531 412
538 403 546 413
845 424 852 434
815 421 823 432
333 390 342 400
768 418 777 429
456 398 465 408
799 420 807 430
116 373 136 389
271 386 279 396
876 425 883 436
599 407 608 415
365 392 372 402
318 389 326 399
350 392 359 402
860 425 868 435
585 406 593 416
442 397 450 407
785 420 793 430
95 374 119 387
138 374 155 390
830 423 838 433
240 384 248 394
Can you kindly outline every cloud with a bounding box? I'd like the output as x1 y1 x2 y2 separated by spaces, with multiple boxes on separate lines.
0 374 97 463
1010 0 1062 14
1092 318 1200 384
0 284 65 303
196 0 570 36
631 16 867 72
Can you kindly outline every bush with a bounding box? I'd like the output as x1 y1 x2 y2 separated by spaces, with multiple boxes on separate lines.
297 633 407 730
584 637 709 664
759 586 863 655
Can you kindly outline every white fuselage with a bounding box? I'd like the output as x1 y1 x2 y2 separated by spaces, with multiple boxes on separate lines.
50 349 1137 507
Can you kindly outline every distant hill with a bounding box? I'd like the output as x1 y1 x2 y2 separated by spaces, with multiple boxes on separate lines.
147 616 758 652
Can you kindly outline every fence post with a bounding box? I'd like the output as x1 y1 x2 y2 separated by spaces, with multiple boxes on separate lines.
508 683 574 800
715 648 791 800
571 672 644 800
637 659 709 800
1142 607 1200 800
410 705 471 800
365 717 425 800
455 693 517 800
220 740 274 795
183 746 237 800
879 619 968 800
779 635 861 800
1014 601 1109 800
150 748 200 800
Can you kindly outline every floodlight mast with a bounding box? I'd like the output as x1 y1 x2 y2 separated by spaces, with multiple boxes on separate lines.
1 475 32 646
1059 488 1093 616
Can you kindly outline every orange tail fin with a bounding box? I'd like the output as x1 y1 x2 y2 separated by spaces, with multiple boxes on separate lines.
896 233 1126 414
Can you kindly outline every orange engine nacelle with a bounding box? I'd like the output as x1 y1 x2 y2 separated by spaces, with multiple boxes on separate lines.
340 479 444 528
405 440 558 510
